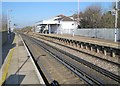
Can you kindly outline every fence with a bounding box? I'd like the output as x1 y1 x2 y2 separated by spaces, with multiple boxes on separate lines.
56 28 120 42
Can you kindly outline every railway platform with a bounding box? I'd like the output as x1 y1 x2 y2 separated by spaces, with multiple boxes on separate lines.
0 33 45 85
32 33 120 58
46 34 120 49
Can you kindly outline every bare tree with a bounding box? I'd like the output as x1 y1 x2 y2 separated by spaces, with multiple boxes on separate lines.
79 5 102 28
101 11 115 28
21 26 32 33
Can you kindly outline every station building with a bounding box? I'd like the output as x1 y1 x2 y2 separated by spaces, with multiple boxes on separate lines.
34 15 78 34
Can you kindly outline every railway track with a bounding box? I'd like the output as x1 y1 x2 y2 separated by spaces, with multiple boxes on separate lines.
29 33 120 76
21 33 119 85
31 33 120 67
22 34 85 85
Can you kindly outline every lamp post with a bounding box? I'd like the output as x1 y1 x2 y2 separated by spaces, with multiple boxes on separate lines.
7 9 12 39
69 10 77 37
115 0 118 42
78 0 80 26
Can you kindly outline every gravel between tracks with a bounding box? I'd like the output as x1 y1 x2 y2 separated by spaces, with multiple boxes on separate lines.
23 36 85 84
32 36 119 76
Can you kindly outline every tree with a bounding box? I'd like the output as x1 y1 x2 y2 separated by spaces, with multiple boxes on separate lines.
72 13 78 20
101 11 115 28
21 26 32 33
79 5 102 28
73 3 119 28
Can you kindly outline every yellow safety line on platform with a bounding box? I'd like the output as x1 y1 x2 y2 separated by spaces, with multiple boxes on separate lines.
0 48 14 85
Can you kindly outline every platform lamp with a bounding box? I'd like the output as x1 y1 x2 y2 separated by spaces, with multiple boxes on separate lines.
78 0 80 26
69 10 77 37
7 9 13 39
114 0 119 42
14 24 17 29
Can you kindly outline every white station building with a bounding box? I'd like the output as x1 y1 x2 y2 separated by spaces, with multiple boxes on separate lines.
34 15 78 34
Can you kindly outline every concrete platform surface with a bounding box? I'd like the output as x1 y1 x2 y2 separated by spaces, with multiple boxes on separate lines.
3 33 43 85
43 33 120 49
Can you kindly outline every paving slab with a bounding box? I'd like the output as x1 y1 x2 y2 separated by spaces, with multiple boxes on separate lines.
2 33 44 85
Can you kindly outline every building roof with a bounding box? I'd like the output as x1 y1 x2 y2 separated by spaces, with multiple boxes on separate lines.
56 14 65 18
36 14 74 25
61 17 74 21
55 14 74 21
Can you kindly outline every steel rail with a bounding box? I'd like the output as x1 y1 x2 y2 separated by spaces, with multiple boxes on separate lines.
28 34 120 83
35 34 120 67
23 34 104 85
22 34 119 85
